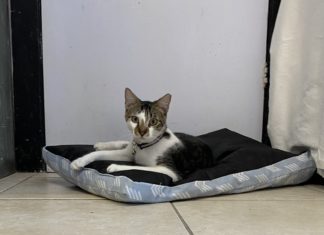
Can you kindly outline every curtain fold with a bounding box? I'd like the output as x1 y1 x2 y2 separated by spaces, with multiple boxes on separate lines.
268 0 324 177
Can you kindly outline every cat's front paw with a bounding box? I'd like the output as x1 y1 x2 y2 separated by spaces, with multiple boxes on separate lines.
94 142 107 151
106 164 124 173
70 158 87 170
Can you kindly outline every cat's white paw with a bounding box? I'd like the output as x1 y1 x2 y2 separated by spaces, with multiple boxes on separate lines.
106 164 124 173
94 142 108 151
94 141 129 150
70 159 86 170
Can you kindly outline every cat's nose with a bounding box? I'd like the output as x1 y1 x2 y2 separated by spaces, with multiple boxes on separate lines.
138 128 148 137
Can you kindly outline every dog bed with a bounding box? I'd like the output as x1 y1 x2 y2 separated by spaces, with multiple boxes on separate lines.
42 129 316 203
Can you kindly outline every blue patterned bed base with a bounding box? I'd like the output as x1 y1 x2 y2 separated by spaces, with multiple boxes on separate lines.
43 148 316 203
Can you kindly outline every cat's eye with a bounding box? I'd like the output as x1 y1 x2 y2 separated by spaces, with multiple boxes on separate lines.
149 118 158 126
131 116 139 123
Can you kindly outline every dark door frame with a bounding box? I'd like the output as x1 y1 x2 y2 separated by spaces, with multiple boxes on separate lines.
262 0 281 146
11 0 46 171
10 0 280 171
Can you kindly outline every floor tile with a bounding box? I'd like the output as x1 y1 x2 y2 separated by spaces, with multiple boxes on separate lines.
0 173 35 193
305 184 324 193
2 173 323 234
173 200 324 235
32 173 60 177
0 200 187 235
199 186 324 201
0 175 102 199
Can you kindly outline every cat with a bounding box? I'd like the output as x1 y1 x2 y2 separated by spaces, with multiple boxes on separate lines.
70 88 214 182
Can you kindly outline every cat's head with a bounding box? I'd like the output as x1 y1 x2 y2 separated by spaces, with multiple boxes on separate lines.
124 88 171 144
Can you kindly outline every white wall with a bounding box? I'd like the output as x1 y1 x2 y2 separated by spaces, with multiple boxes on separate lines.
42 0 268 145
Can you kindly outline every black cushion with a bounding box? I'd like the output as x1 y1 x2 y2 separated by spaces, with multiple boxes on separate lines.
45 129 296 186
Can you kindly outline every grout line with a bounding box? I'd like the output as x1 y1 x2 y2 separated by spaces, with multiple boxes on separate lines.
171 202 194 235
0 198 105 200
0 174 35 193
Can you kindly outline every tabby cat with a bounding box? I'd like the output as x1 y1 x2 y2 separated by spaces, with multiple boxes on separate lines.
71 88 213 182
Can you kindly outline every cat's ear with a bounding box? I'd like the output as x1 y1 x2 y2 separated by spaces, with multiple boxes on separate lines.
155 93 172 114
125 88 140 108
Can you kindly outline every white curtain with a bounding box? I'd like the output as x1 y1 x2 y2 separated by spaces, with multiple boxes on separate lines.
268 0 324 177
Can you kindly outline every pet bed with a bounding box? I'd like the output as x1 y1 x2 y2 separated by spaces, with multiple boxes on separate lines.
42 129 316 203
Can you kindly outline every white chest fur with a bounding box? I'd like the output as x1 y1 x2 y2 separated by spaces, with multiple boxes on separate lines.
134 130 181 166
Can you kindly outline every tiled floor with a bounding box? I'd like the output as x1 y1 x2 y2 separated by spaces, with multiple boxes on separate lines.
0 173 323 235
